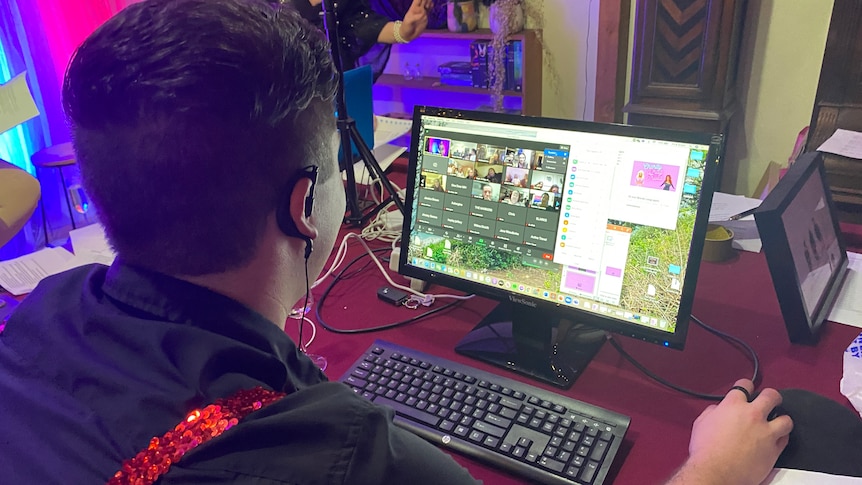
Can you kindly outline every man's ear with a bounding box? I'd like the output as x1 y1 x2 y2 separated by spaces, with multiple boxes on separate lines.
275 176 318 249
288 177 318 241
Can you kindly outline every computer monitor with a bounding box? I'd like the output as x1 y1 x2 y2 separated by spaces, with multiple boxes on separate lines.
398 106 722 388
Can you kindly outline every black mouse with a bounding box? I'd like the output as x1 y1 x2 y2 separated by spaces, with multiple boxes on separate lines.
767 404 788 421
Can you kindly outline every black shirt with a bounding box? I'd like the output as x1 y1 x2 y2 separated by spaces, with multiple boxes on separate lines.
291 0 390 71
0 262 478 484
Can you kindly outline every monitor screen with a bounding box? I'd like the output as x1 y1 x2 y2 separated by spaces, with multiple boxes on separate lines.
399 107 721 387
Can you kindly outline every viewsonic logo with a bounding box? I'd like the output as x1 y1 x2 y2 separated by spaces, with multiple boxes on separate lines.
508 295 537 308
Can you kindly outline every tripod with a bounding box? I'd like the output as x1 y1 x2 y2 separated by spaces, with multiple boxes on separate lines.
321 0 405 226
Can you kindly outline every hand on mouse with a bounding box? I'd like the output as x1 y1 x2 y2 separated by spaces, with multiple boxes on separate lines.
664 379 794 485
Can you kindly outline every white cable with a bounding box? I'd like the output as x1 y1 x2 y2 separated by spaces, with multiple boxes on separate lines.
287 311 317 350
342 233 475 305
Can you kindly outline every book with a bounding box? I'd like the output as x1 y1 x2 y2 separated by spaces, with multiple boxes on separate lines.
512 40 523 92
470 39 491 89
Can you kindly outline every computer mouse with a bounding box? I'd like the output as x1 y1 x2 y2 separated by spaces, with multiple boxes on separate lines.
767 404 788 421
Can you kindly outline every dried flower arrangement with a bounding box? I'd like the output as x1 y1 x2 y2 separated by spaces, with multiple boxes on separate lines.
482 0 557 113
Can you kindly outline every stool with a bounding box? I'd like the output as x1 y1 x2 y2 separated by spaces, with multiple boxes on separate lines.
31 142 78 244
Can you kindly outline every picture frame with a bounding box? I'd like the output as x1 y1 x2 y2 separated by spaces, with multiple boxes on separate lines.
754 151 849 343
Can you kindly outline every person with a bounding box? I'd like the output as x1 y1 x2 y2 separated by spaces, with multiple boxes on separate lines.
661 174 675 191
504 189 523 206
485 167 501 183
530 154 543 170
516 150 528 168
538 192 550 208
664 379 793 485
636 169 645 186
431 177 445 192
503 151 515 166
289 0 432 73
0 1 478 483
550 184 560 194
481 184 494 201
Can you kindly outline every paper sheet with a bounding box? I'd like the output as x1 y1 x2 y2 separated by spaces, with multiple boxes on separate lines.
0 247 76 296
342 143 407 185
763 468 862 484
829 251 862 328
709 192 762 222
374 116 412 148
0 72 40 135
817 129 862 160
69 223 116 266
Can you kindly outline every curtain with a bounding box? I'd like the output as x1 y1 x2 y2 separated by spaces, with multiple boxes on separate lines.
0 0 129 172
0 0 131 258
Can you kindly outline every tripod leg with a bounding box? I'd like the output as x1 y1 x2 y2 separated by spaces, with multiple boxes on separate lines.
339 119 364 223
348 122 406 218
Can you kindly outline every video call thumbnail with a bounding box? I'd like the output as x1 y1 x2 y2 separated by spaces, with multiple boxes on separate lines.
425 137 450 157
500 186 529 206
450 141 478 162
472 181 500 201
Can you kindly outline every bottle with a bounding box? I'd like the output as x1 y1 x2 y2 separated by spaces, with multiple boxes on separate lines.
403 62 413 81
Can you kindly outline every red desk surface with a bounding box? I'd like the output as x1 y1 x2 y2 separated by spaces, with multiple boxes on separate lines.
301 200 862 482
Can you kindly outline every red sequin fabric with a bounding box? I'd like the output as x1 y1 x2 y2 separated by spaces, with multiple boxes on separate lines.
108 387 286 485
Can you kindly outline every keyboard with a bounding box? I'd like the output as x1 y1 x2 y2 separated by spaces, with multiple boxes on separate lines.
339 340 631 485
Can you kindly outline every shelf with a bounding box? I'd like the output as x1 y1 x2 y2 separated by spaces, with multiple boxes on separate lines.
376 74 523 97
420 28 538 42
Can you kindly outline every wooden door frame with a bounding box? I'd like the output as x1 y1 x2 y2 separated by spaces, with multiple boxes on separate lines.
594 0 632 123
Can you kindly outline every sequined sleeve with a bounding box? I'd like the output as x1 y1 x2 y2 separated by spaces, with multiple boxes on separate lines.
339 0 391 70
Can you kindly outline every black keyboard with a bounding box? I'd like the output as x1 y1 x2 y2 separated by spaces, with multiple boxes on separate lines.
339 340 631 485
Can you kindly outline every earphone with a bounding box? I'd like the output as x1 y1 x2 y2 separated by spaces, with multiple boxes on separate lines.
276 165 319 259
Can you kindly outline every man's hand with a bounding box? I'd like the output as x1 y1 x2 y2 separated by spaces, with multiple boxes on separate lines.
399 0 432 42
666 379 793 485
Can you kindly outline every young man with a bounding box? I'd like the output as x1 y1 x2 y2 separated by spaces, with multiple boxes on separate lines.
0 1 792 484
0 1 476 483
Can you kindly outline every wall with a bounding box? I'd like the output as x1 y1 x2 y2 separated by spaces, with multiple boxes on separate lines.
538 0 599 120
723 0 833 196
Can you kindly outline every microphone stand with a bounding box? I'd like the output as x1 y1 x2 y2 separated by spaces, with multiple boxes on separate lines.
321 0 405 226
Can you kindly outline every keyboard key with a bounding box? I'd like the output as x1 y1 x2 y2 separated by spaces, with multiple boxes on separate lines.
374 396 439 428
581 461 599 483
473 420 506 438
483 436 500 448
517 437 532 448
539 456 565 473
469 430 484 443
591 440 609 461
454 425 470 437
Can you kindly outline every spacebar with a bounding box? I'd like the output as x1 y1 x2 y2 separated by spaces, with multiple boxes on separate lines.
374 397 441 427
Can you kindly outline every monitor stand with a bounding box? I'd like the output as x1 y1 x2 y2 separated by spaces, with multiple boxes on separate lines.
454 302 605 389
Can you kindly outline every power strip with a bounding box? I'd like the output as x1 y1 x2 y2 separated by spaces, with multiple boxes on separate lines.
390 247 428 292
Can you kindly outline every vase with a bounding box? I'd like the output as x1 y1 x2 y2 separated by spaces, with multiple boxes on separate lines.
447 0 479 33
489 0 525 35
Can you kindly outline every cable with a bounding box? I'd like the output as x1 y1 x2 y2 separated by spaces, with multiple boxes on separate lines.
607 314 760 401
315 248 466 333
295 254 313 351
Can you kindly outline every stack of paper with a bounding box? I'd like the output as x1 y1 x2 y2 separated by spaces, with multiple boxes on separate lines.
0 224 115 296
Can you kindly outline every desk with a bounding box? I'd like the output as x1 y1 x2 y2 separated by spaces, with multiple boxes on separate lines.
309 164 862 484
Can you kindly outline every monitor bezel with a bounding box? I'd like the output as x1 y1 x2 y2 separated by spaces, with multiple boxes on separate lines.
754 151 849 343
399 106 723 350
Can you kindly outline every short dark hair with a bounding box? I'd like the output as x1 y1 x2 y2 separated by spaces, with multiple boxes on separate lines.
63 0 337 275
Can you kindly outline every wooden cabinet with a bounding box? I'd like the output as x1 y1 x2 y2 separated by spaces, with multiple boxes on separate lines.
807 0 862 221
624 0 747 135
373 28 543 116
